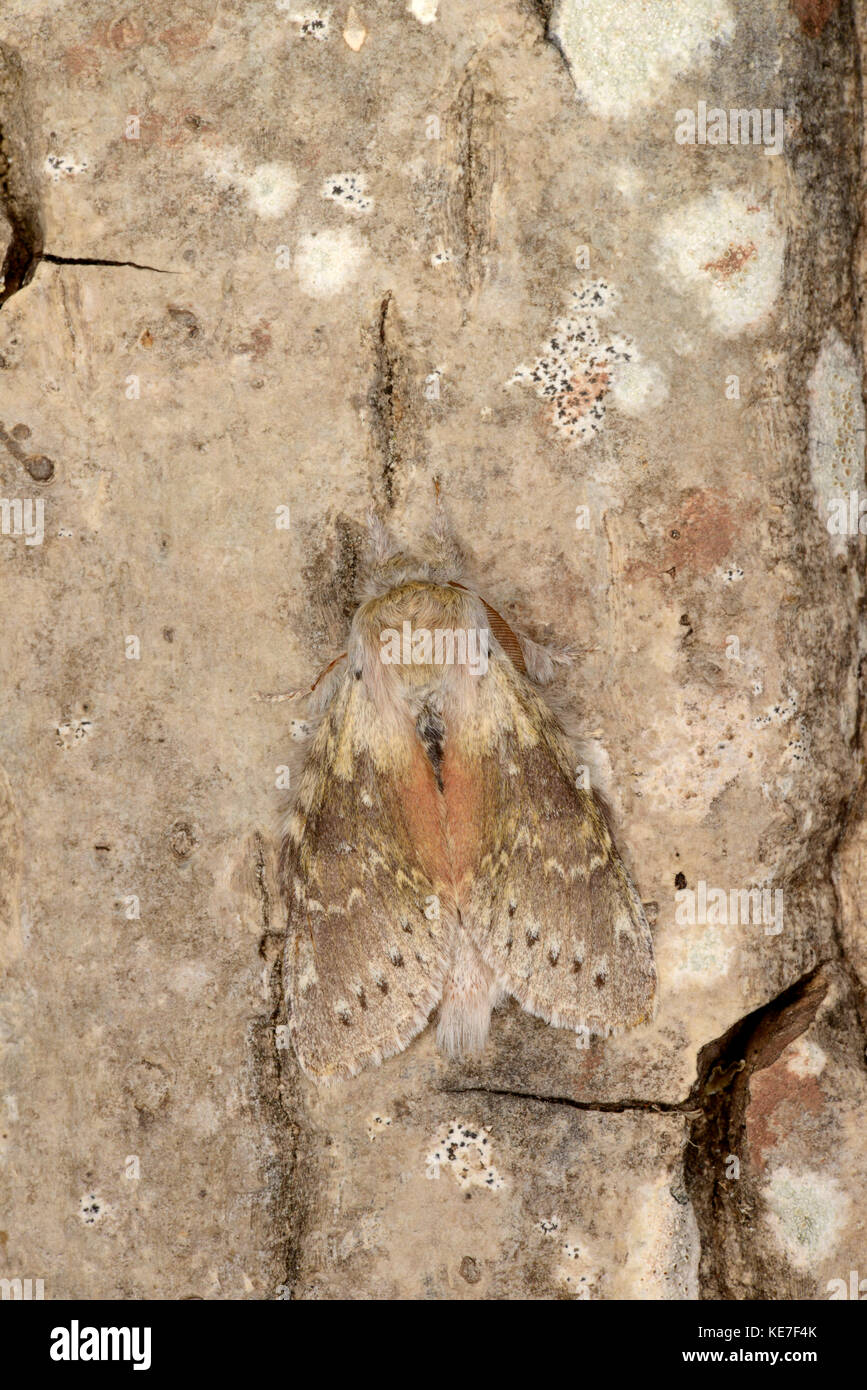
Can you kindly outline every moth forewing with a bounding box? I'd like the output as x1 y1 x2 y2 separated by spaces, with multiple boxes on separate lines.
282 668 453 1081
446 651 656 1039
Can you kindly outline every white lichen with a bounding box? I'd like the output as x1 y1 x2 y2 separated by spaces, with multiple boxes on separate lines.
764 1167 848 1270
79 1192 107 1225
425 1120 504 1190
202 148 298 219
294 228 369 297
44 153 88 182
807 330 867 553
279 7 331 39
551 0 735 120
408 0 439 23
56 719 93 749
656 190 785 337
508 279 662 444
321 172 373 214
785 1037 827 1079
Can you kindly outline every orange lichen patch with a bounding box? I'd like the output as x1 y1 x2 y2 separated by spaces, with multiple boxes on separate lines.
701 241 757 280
746 1055 825 1172
672 489 741 570
61 14 209 83
791 0 840 37
571 364 609 405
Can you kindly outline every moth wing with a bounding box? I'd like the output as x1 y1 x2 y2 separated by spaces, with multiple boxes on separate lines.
452 656 655 1036
282 675 452 1079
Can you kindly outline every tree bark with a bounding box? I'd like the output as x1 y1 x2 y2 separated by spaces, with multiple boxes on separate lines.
0 0 865 1300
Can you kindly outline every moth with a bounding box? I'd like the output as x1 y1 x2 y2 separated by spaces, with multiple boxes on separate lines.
277 505 655 1081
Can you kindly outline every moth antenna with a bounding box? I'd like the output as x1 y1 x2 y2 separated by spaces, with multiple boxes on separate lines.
309 652 348 692
446 582 528 676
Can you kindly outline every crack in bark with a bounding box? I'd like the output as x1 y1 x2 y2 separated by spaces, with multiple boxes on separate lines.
367 292 421 509
374 292 397 507
684 964 830 1299
247 832 297 1300
0 45 171 310
41 253 175 274
245 1007 296 1300
447 966 830 1299
828 0 867 1044
442 1085 697 1114
253 829 273 939
444 966 829 1119
525 0 571 79
0 43 43 311
447 70 498 302
828 772 867 1039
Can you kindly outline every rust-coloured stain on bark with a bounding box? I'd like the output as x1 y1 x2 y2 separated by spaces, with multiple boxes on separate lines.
158 23 213 59
62 13 212 79
746 1054 825 1171
235 320 273 362
790 0 840 37
625 488 742 581
96 16 146 51
702 242 757 280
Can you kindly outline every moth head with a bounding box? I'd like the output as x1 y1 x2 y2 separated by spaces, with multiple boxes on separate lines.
360 502 466 598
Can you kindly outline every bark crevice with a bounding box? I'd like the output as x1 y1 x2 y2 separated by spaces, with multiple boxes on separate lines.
0 42 43 311
41 253 175 273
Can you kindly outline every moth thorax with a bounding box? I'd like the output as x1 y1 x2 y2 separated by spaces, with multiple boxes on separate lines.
367 579 468 629
361 581 490 684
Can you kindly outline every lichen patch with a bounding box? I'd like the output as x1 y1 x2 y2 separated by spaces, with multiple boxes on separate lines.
507 279 664 443
425 1119 505 1190
656 191 784 336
